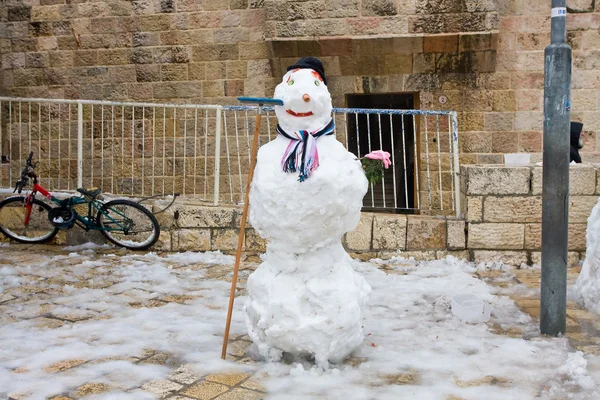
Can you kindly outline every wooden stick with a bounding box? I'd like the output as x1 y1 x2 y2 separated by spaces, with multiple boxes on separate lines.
221 111 263 359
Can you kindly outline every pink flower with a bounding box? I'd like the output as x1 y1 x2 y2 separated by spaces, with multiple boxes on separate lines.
364 150 392 169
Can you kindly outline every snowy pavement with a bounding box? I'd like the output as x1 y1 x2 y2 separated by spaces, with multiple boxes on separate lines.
1 244 599 400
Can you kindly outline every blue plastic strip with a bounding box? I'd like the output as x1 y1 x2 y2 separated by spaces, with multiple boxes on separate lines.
236 97 284 106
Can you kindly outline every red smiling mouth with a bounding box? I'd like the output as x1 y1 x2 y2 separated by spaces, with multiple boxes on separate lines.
286 110 314 117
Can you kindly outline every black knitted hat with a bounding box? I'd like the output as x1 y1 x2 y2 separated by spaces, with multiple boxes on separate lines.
286 57 327 85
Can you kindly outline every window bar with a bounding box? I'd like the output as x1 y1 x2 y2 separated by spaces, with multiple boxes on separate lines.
244 110 251 158
193 108 198 196
344 113 348 151
424 114 432 210
132 106 136 196
172 108 176 195
47 103 51 187
18 102 22 177
266 110 272 142
413 115 420 210
162 108 166 196
436 115 443 210
28 103 31 154
101 105 104 192
142 107 146 196
354 112 360 157
203 109 208 198
390 114 399 209
448 115 455 212
0 101 3 188
68 104 72 190
37 103 40 185
223 110 234 203
182 108 187 195
377 113 386 208
8 101 12 184
234 111 243 197
151 107 156 196
111 105 115 194
121 105 125 195
58 104 61 188
366 113 374 208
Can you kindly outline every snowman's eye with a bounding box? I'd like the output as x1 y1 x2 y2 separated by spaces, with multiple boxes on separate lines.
314 80 320 86
288 79 294 86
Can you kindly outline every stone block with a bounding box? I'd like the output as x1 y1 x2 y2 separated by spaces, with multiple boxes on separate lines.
406 216 446 250
569 224 587 251
473 250 528 266
176 206 235 228
436 250 471 260
154 231 172 251
484 112 514 131
484 196 542 223
492 90 517 112
468 223 524 249
467 196 483 222
212 228 238 251
345 213 374 251
459 33 494 52
568 0 595 13
174 229 211 251
569 196 598 223
424 34 458 53
447 220 465 249
465 166 530 195
524 223 541 250
413 53 435 73
378 250 437 261
531 252 581 267
245 229 266 252
192 44 239 62
372 214 407 250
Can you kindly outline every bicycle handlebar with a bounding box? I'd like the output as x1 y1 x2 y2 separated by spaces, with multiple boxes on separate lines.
13 152 37 194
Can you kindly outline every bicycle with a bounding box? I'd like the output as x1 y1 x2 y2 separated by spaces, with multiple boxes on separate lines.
0 152 161 250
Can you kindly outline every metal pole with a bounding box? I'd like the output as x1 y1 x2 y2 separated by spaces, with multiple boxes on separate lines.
541 0 571 336
77 102 83 189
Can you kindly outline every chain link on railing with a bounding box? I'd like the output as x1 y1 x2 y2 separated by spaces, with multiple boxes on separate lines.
0 97 459 216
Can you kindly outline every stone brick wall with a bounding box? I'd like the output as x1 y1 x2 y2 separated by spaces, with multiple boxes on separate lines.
2 0 600 165
462 164 599 266
2 0 600 214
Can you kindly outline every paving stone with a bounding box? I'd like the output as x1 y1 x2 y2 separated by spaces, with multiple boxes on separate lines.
141 379 183 397
182 381 229 400
214 388 265 399
239 374 266 391
169 364 206 385
206 372 250 386
45 359 87 373
71 383 111 397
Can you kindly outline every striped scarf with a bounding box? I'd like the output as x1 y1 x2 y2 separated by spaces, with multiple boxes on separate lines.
276 119 335 182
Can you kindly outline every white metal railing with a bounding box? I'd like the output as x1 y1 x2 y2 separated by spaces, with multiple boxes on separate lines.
0 97 460 216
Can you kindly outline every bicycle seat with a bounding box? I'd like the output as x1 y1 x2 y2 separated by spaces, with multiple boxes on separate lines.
77 187 102 200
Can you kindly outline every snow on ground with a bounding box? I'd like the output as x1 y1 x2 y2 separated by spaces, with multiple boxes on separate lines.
0 248 598 399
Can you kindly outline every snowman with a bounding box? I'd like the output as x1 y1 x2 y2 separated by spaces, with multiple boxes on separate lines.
243 57 372 368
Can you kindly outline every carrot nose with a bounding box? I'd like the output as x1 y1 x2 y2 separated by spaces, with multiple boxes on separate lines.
303 94 311 103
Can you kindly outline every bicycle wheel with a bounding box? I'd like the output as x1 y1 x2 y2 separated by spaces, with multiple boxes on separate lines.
97 199 160 250
0 196 59 243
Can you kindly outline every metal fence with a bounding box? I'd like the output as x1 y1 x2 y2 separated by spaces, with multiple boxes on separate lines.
0 97 460 216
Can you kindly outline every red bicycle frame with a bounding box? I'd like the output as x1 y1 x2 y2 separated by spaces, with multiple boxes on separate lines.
23 183 54 226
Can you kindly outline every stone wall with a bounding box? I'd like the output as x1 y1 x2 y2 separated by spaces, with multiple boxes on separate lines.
2 0 600 166
461 164 599 266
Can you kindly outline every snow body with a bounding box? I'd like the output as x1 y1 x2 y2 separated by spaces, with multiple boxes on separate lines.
574 197 600 314
243 67 371 368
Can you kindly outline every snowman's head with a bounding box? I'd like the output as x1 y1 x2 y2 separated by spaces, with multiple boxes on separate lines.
274 57 333 133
